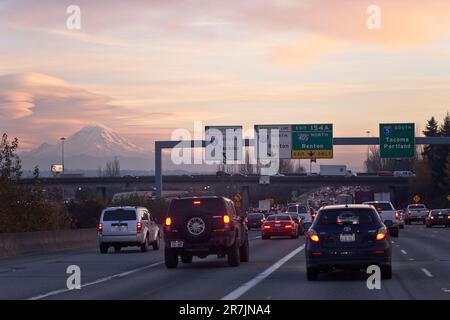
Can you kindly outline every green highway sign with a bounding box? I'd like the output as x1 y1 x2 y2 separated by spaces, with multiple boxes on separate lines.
291 124 333 159
379 123 415 158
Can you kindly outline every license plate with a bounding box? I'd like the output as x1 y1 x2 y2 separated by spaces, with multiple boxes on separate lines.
340 234 355 242
275 224 281 227
170 241 184 248
115 226 125 232
439 216 444 219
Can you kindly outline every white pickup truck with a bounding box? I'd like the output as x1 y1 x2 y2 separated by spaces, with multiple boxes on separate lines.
405 204 429 224
364 201 401 237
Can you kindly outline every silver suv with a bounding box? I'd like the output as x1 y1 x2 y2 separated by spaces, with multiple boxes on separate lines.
98 207 161 254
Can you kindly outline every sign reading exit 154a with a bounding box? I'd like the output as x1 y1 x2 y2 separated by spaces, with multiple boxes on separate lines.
291 124 333 159
379 123 415 158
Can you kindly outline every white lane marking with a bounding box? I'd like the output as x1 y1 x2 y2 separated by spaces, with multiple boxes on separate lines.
221 244 305 300
421 268 433 278
396 245 400 247
442 288 450 293
401 250 408 255
409 258 415 261
251 236 261 240
28 261 164 300
391 241 395 244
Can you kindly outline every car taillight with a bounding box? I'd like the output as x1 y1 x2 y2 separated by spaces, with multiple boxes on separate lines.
285 224 293 229
223 215 230 224
165 217 172 226
98 223 103 234
431 216 435 220
137 222 143 233
307 229 320 242
263 225 271 229
447 216 450 220
376 227 388 241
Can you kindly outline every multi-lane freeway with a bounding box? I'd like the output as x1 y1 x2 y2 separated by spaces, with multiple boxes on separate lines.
1 224 449 300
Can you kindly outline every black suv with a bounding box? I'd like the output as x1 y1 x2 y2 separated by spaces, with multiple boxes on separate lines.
163 196 249 268
305 204 392 280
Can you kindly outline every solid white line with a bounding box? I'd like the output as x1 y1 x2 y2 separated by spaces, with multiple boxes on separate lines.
251 236 262 240
221 244 305 300
28 261 164 300
421 268 433 278
401 250 408 255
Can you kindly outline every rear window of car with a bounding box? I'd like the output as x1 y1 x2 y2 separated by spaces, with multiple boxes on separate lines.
317 209 378 226
287 205 307 213
169 198 226 216
103 209 136 221
267 215 291 221
409 205 426 209
366 202 394 211
247 213 263 219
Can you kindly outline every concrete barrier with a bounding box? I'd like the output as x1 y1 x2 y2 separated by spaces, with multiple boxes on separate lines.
0 228 98 258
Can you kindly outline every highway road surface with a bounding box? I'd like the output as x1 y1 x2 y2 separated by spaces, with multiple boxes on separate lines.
0 224 449 300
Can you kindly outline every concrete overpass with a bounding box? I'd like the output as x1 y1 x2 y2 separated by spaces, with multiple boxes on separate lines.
21 175 409 203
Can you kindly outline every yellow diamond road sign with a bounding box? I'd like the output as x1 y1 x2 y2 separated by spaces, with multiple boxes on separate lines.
413 195 421 204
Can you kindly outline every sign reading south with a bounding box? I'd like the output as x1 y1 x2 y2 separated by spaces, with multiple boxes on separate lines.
291 124 333 159
379 123 415 158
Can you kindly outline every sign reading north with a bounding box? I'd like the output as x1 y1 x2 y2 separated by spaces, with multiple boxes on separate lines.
205 126 243 162
291 124 333 159
255 125 292 159
379 123 415 158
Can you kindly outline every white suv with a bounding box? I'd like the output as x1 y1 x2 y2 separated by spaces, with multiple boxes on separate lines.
364 201 400 237
98 207 161 254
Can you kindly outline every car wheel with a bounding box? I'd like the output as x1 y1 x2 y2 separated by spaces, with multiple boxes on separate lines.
391 228 399 238
239 236 250 262
165 248 179 268
247 227 251 231
426 223 431 228
227 237 241 267
399 224 404 229
113 245 121 252
100 243 109 254
306 267 318 281
423 220 426 225
381 265 392 280
181 255 193 264
262 235 270 240
152 234 160 250
140 236 149 252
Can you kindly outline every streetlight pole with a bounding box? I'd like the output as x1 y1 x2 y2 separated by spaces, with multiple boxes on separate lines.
60 137 66 173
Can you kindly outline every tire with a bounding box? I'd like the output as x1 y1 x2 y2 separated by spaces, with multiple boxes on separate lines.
181 255 193 264
426 223 431 228
306 267 318 281
399 224 404 229
152 234 160 250
239 236 250 262
227 237 241 267
381 265 392 280
262 235 270 240
423 220 426 225
100 243 109 254
184 214 212 243
113 245 121 252
247 227 251 231
391 228 399 238
140 236 149 252
165 248 179 268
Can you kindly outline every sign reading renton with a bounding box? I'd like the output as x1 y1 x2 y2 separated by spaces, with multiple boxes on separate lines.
255 125 291 159
379 123 415 158
291 124 333 159
205 126 243 163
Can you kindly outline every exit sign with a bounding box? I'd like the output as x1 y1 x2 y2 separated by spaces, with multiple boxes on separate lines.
379 123 415 158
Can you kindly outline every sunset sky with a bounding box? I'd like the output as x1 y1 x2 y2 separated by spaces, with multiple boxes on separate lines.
1 0 450 170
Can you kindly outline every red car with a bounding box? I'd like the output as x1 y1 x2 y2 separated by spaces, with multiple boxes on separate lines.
262 214 299 239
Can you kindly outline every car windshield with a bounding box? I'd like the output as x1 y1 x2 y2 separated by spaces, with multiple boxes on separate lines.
287 205 307 213
267 215 291 221
169 198 226 216
103 209 136 221
366 202 394 211
317 209 378 226
287 206 298 213
247 214 263 219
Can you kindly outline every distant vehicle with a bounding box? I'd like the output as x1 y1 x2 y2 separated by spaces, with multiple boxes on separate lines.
163 196 249 268
246 213 266 230
364 201 400 237
374 192 391 202
98 207 161 254
307 172 319 177
335 194 353 205
305 204 392 280
377 171 394 177
262 214 299 239
287 213 306 235
425 209 450 228
405 204 429 224
216 171 232 177
393 171 415 178
319 165 348 176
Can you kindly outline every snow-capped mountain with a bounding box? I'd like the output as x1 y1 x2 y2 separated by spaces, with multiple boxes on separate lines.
20 125 151 171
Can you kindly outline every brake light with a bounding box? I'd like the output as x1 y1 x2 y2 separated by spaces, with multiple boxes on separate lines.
223 215 230 224
307 229 320 242
448 216 450 220
263 225 271 229
137 222 143 233
431 216 435 220
193 200 201 205
376 227 388 241
98 223 103 234
165 217 172 226
285 224 293 229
